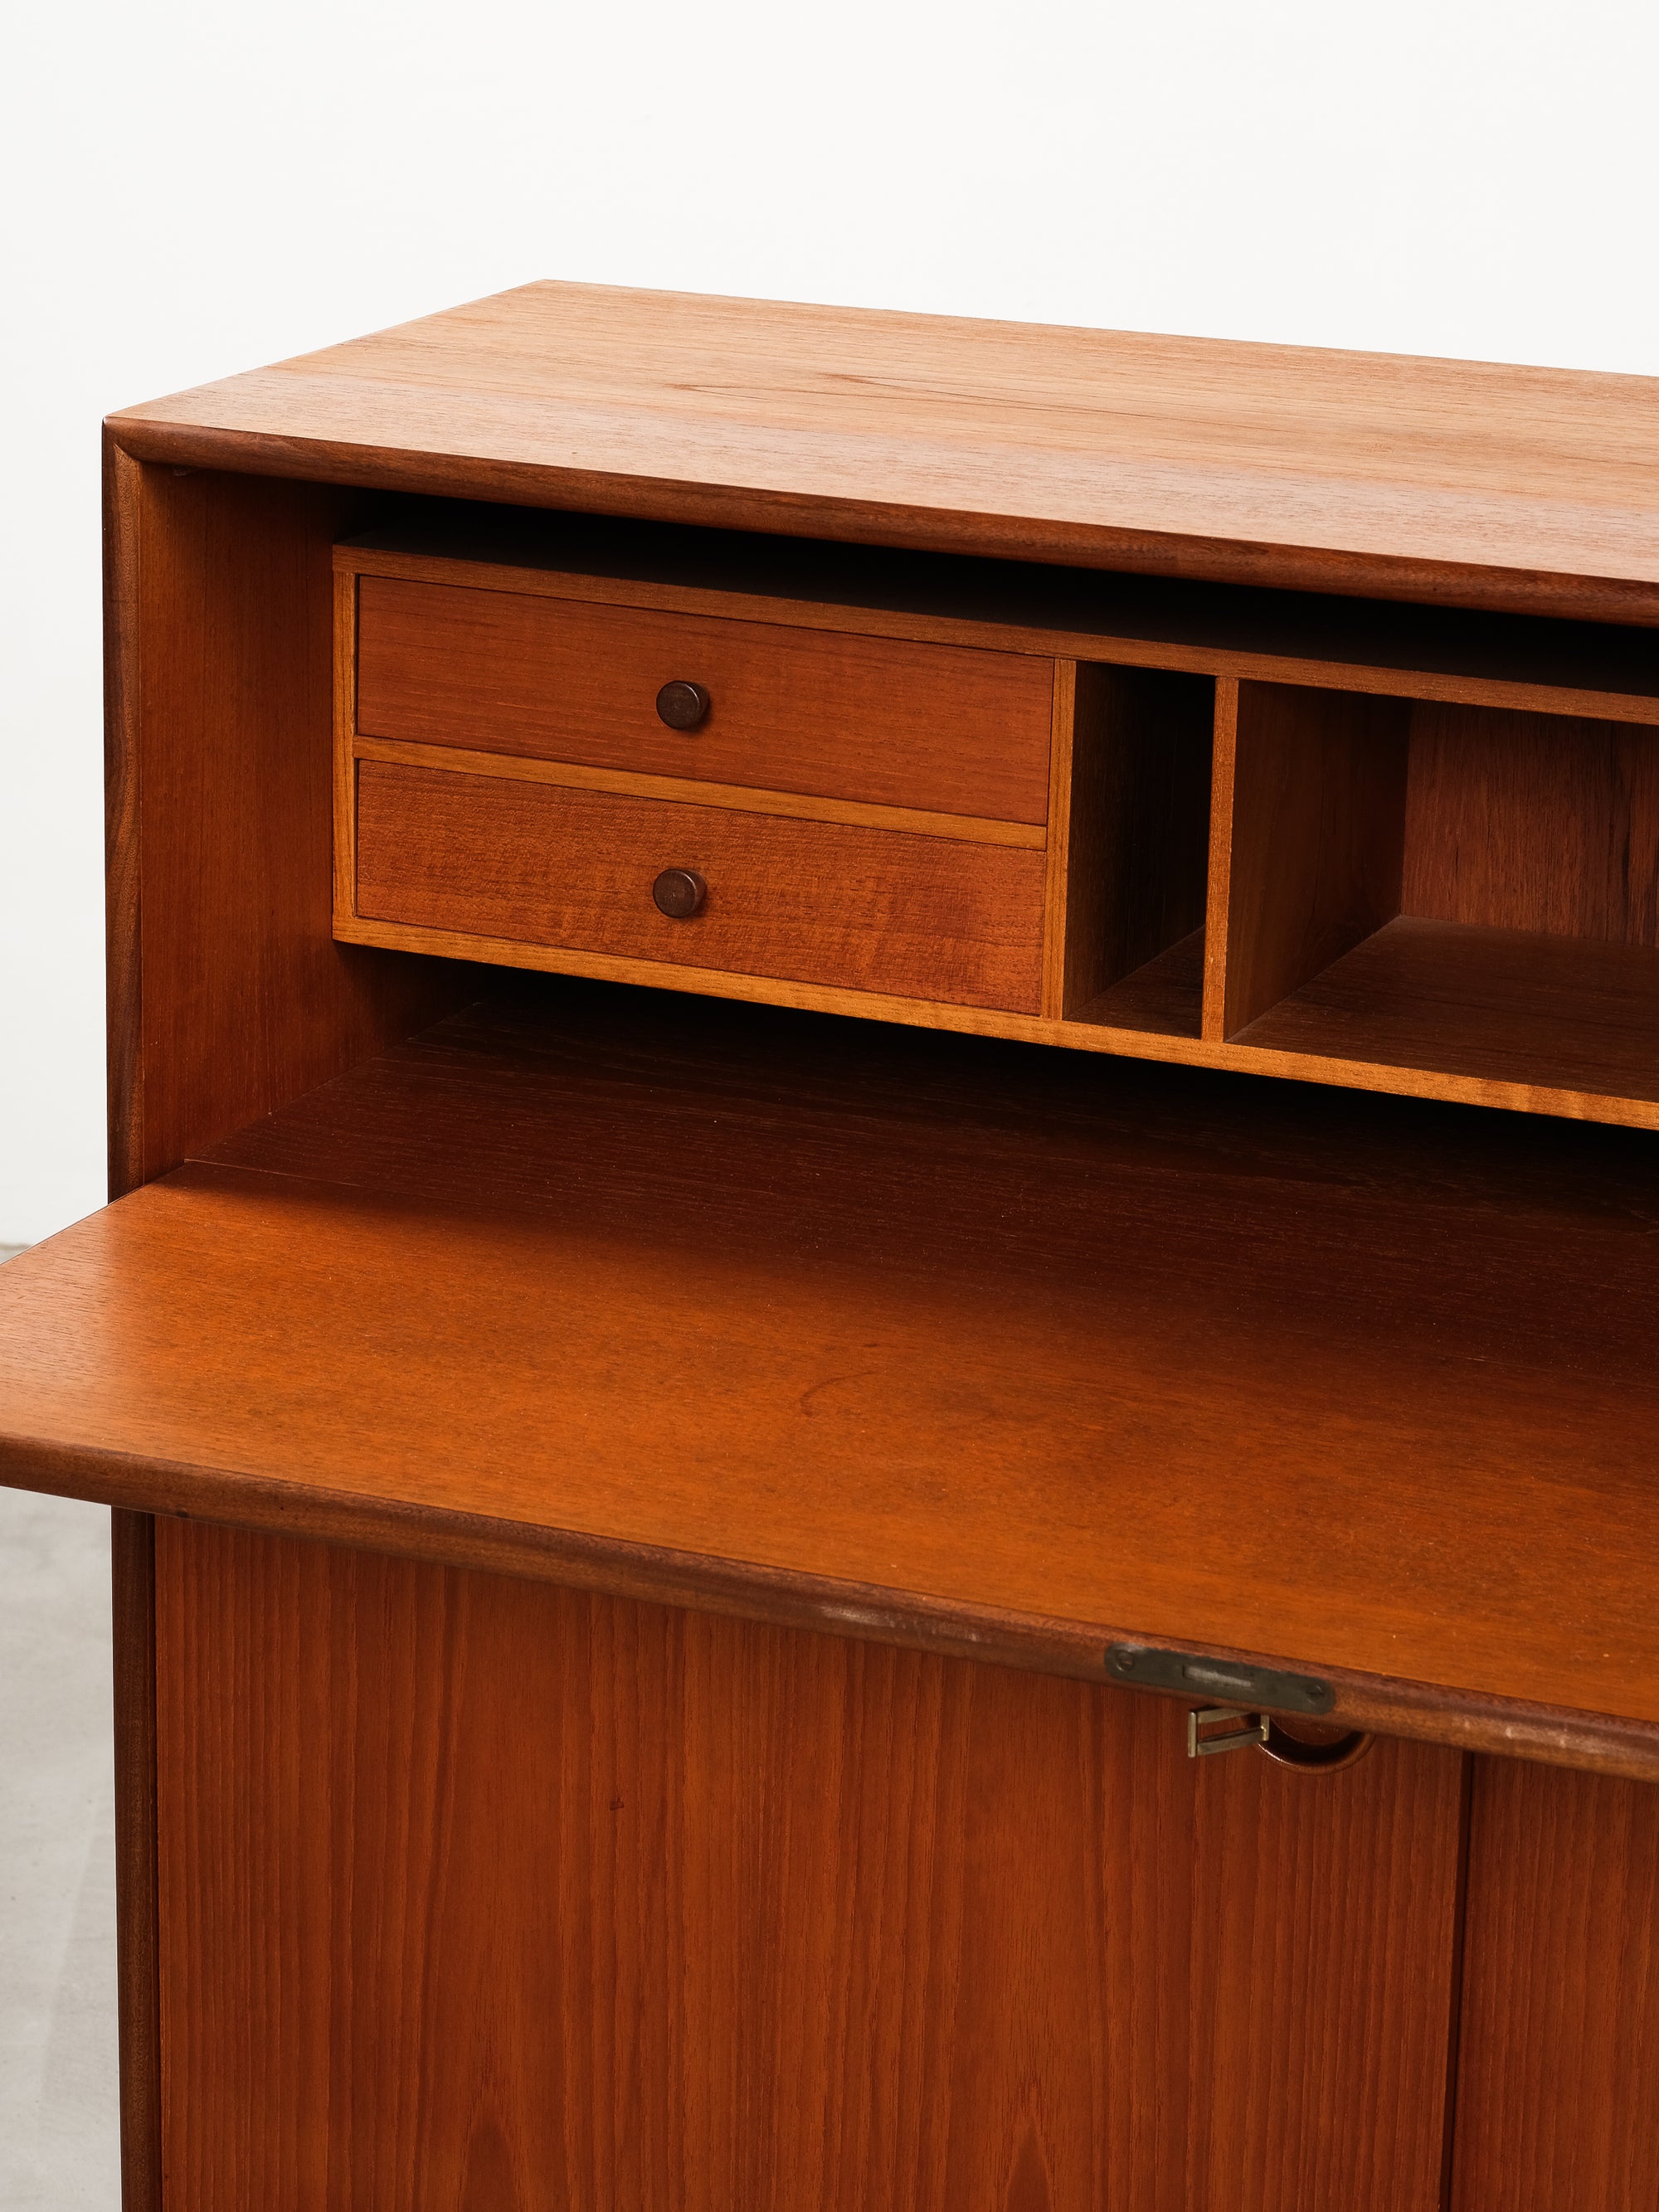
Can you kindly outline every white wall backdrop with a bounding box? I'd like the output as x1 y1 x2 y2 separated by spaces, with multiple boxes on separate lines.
3 0 1657 1244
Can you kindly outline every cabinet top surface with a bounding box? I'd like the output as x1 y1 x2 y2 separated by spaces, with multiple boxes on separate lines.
108 280 1659 624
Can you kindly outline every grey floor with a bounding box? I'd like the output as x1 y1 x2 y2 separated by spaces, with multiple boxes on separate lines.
0 1244 121 2206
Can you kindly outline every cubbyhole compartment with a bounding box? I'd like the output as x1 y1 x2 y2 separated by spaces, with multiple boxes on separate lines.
1209 680 1659 1106
1058 664 1214 1038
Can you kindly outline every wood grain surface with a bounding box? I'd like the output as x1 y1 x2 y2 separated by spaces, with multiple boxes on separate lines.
353 573 1055 823
154 1519 1467 2212
1239 916 1659 1104
1403 702 1659 944
353 759 1046 1012
106 281 1659 625
1451 1757 1659 2211
1206 680 1410 1039
103 459 469 1195
1060 664 1212 1016
1186 1724 1467 2210
7 982 1659 1767
1072 929 1206 1039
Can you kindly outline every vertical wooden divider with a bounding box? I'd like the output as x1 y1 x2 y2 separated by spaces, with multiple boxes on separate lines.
1048 662 1214 1025
1202 678 1242 1043
1204 678 1410 1042
1040 660 1078 1019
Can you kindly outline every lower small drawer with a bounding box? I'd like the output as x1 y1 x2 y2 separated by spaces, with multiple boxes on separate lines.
353 761 1046 1013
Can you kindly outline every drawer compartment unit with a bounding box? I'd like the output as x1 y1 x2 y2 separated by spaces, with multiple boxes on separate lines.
355 576 1056 824
355 761 1047 1013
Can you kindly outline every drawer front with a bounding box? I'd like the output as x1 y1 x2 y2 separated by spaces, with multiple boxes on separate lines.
355 761 1046 1013
353 576 1055 824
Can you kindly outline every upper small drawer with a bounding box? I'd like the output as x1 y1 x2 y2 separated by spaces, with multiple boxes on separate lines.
353 576 1055 825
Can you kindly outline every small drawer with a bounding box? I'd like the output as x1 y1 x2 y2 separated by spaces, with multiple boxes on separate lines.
354 761 1046 1013
353 576 1055 824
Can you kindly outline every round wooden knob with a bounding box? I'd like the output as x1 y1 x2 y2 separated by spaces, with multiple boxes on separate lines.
656 680 710 730
652 867 707 919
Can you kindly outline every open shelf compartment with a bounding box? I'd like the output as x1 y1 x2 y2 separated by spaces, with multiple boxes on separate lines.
1206 679 1659 1108
1058 664 1214 1038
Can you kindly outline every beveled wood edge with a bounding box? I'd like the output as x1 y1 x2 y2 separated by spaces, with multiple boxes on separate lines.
331 911 1659 1131
333 541 1659 729
351 736 1048 850
9 1434 1659 1781
111 1509 161 2212
105 421 1659 634
104 436 145 1203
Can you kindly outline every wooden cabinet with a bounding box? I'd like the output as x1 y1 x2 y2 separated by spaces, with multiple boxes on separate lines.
3 284 1659 2206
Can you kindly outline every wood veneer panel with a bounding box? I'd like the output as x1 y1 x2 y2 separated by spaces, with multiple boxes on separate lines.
109 281 1659 625
354 575 1054 824
1189 1733 1466 2210
154 1520 1464 2212
1403 702 1659 945
104 460 469 1193
1205 681 1409 1040
1060 664 1211 1018
1451 1758 1659 2211
354 760 1045 1013
1238 916 1659 1105
7 984 1659 1766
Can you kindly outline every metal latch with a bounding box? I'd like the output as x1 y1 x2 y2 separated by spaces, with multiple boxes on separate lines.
1187 1706 1270 1758
1107 1643 1335 1715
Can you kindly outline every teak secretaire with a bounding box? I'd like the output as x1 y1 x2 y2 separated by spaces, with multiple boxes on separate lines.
2 283 1658 2209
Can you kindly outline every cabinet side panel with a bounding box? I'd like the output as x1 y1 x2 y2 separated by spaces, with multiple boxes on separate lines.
111 1510 161 2212
1451 1756 1659 2211
105 458 469 1189
104 437 146 1197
